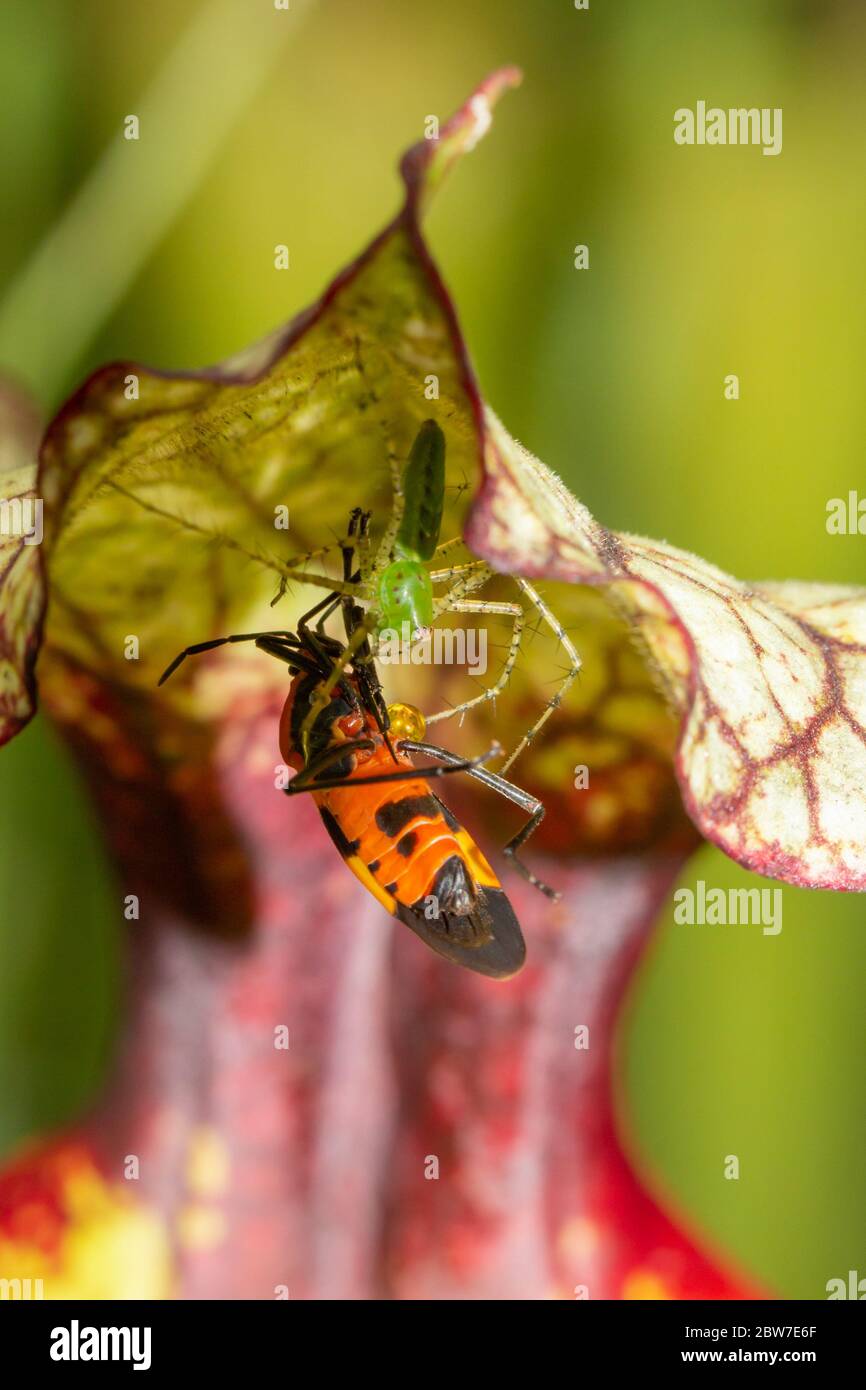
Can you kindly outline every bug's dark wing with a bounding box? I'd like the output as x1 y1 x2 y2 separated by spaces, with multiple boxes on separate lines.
395 888 526 980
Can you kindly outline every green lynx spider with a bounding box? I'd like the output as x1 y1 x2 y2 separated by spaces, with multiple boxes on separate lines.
271 420 581 773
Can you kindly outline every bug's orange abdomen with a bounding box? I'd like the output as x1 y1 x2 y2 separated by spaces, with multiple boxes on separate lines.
318 743 500 909
279 676 525 979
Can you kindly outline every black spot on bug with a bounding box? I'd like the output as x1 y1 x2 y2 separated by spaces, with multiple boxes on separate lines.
396 831 417 858
367 858 381 875
319 806 360 858
384 881 398 895
375 794 439 838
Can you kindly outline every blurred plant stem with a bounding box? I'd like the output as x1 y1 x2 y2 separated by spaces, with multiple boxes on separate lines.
0 0 315 403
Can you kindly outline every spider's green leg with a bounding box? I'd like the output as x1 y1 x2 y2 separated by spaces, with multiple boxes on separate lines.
370 443 407 585
270 538 365 608
430 560 494 617
499 578 581 775
424 598 524 728
430 533 466 564
272 568 365 603
429 560 489 587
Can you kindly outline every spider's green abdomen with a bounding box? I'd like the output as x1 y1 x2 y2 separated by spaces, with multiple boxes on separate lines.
378 559 434 636
396 419 445 562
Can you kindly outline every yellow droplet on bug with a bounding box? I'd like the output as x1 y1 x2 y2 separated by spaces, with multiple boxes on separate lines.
387 701 426 741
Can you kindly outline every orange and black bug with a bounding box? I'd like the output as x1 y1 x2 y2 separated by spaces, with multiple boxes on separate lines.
158 521 555 978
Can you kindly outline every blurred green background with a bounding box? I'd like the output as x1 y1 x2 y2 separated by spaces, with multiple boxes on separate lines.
1 0 864 1298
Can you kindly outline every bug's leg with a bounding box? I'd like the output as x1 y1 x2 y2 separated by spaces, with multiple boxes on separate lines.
298 590 348 651
498 804 551 893
339 508 369 640
284 737 376 794
291 570 370 708
286 514 390 751
352 508 374 587
254 637 326 679
299 588 342 625
285 742 503 795
314 595 346 638
399 739 558 900
498 578 581 775
254 635 356 691
424 597 524 729
157 630 301 685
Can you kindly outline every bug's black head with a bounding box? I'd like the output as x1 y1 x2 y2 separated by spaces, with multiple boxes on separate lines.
290 671 363 763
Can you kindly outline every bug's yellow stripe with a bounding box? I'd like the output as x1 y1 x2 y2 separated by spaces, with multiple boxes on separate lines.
454 828 500 891
343 854 397 915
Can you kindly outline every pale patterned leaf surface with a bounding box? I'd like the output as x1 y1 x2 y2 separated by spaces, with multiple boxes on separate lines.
470 410 866 889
